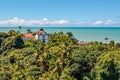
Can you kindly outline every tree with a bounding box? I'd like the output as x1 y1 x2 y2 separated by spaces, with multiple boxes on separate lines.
58 31 64 35
0 38 2 46
66 32 73 37
91 50 120 80
68 63 83 80
107 60 118 80
104 37 109 44
0 32 8 38
8 30 18 36
18 26 22 33
116 43 120 48
14 35 24 48
26 29 32 33
100 60 118 80
0 48 2 54
109 40 115 47
1 37 15 52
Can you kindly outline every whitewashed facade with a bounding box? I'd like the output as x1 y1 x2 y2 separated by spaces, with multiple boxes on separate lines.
35 31 49 43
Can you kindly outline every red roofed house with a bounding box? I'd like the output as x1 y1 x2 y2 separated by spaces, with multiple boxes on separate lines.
35 29 49 43
78 41 88 45
23 33 35 41
23 29 49 43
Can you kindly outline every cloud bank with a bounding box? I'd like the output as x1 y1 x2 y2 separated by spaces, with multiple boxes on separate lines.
0 17 120 26
78 20 120 26
0 17 69 26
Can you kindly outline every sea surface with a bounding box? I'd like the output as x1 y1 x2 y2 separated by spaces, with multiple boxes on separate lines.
0 27 120 43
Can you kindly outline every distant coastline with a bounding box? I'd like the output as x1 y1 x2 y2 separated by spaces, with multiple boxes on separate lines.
0 27 120 43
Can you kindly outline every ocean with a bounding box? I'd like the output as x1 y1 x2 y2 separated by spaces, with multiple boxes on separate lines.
0 27 120 43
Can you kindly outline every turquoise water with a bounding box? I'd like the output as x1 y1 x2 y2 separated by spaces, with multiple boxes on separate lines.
0 27 120 43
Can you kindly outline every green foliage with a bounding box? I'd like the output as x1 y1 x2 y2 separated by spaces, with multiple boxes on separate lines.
0 32 8 46
91 50 120 80
26 28 32 33
109 40 115 47
0 71 12 80
66 32 73 37
0 35 24 55
0 38 2 46
116 43 120 48
14 35 24 48
0 31 120 80
18 26 22 33
8 30 18 36
49 32 77 46
0 32 8 38
1 37 15 55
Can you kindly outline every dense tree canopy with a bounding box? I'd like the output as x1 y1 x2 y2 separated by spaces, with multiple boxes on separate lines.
0 30 120 80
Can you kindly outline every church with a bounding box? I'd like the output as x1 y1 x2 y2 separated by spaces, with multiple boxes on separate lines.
23 29 49 43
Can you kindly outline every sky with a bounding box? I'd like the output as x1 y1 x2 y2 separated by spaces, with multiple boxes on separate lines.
0 0 120 27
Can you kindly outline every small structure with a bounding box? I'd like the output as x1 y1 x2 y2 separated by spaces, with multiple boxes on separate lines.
35 29 49 43
23 29 49 43
78 41 88 45
23 33 35 41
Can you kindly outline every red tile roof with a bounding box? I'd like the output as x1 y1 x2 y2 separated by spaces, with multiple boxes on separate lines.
23 29 48 40
36 30 44 35
23 33 33 38
78 41 88 45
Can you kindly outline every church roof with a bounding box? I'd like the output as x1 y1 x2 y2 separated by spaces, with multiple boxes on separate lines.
23 33 34 38
36 29 48 35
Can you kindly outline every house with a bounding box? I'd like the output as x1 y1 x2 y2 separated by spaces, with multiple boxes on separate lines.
23 29 49 43
23 33 35 41
78 41 88 45
35 29 49 43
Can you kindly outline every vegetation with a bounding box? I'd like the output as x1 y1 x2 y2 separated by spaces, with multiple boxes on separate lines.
0 30 120 80
26 29 32 33
18 26 22 33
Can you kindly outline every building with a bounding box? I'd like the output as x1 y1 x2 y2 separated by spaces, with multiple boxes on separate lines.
35 29 49 43
23 29 49 43
23 33 35 41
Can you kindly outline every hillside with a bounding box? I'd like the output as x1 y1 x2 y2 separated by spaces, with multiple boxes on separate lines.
0 30 120 80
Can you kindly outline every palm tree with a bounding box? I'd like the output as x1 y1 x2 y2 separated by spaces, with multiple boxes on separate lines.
26 29 32 33
66 32 73 37
18 26 22 33
104 37 109 44
109 40 115 47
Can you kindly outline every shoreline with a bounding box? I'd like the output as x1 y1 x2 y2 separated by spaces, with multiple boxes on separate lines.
0 27 120 43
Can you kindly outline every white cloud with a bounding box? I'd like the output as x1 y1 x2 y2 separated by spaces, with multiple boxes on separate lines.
92 21 104 25
0 17 69 26
0 17 26 26
78 20 120 26
0 17 120 26
52 20 69 25
13 17 19 20
43 18 48 21
105 20 113 25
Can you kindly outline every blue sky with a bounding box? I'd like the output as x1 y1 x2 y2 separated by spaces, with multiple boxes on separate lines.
0 0 120 27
